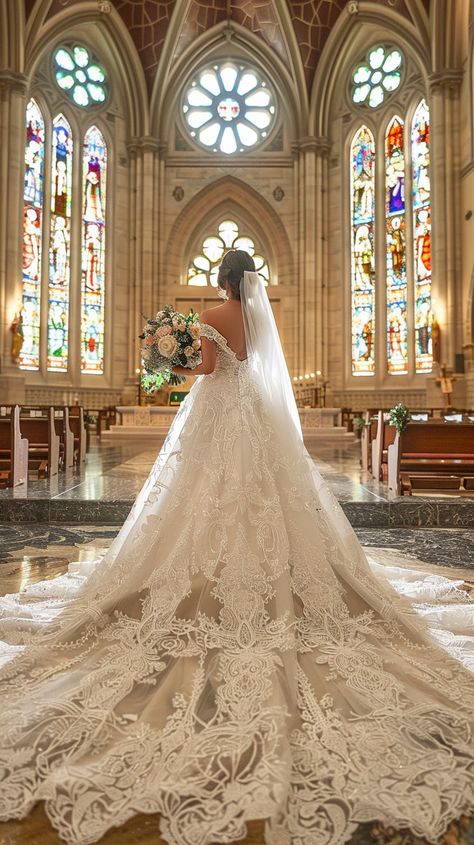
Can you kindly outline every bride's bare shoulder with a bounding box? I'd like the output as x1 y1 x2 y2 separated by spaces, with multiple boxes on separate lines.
200 304 227 327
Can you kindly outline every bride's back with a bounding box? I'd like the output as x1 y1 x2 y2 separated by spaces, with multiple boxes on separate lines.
201 300 247 361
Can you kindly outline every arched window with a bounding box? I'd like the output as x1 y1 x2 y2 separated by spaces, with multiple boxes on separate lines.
349 96 431 377
20 99 45 370
81 126 107 374
187 219 270 286
385 116 407 374
48 114 73 371
412 99 431 373
350 126 375 376
19 45 109 376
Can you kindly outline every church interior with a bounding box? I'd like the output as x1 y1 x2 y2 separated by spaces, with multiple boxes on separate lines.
0 0 474 843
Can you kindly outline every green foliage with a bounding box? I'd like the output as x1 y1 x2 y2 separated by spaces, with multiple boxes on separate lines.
389 403 410 434
353 415 366 430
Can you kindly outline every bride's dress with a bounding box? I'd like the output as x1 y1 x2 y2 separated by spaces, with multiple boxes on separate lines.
0 313 473 845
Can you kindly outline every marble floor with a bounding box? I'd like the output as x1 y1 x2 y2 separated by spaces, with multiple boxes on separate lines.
0 439 388 503
0 525 473 844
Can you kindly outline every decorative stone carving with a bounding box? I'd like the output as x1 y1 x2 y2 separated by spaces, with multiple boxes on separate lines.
273 186 284 202
173 185 185 202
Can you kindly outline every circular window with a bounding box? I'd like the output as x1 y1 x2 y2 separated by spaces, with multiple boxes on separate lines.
351 46 403 108
182 62 276 154
187 220 270 286
54 45 108 108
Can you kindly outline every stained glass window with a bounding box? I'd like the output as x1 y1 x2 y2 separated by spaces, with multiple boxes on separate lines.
352 46 402 108
54 45 107 108
412 99 432 373
47 115 73 371
385 116 408 374
187 220 270 286
350 126 375 376
81 126 106 374
20 99 45 370
182 63 276 154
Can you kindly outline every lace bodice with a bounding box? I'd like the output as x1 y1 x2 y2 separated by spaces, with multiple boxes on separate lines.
0 319 472 845
199 322 248 376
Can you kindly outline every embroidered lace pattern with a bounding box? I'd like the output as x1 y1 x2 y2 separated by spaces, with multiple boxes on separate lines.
0 323 473 845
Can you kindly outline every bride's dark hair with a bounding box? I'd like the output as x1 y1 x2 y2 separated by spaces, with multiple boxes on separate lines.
217 249 256 300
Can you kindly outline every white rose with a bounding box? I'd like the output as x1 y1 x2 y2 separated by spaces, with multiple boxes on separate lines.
192 339 201 350
184 346 194 358
189 324 200 339
157 335 178 358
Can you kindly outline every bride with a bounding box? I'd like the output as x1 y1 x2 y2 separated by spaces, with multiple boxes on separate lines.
0 249 473 845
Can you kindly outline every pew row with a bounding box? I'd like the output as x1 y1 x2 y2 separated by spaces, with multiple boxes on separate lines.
388 422 474 497
19 407 60 478
0 406 29 487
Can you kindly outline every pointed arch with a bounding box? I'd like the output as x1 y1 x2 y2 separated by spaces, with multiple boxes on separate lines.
47 112 73 371
152 19 306 143
309 2 430 137
165 176 293 288
25 3 148 138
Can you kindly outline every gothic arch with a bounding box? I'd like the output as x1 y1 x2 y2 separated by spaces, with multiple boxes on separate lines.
165 176 294 288
24 1 148 138
151 18 306 143
309 1 430 138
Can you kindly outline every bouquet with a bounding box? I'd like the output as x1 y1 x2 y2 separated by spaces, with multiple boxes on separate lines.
139 305 202 391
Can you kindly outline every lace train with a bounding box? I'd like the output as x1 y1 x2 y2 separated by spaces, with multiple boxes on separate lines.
0 324 473 845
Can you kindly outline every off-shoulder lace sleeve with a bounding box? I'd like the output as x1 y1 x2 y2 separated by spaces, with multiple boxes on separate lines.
199 323 228 350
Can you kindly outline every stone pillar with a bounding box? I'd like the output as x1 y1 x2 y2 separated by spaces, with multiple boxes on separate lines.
0 70 28 403
292 136 331 380
122 137 161 404
428 70 464 369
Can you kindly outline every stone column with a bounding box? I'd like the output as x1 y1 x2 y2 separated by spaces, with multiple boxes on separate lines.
292 136 331 380
428 70 464 369
122 136 161 404
0 71 28 402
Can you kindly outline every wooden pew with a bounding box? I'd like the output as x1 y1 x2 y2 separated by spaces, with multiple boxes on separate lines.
371 411 385 481
20 406 60 478
361 414 378 473
388 421 474 497
69 406 86 463
0 405 29 487
97 407 116 436
54 407 74 468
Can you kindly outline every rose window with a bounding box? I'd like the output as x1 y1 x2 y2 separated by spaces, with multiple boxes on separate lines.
54 45 108 108
352 47 403 108
182 63 276 154
187 220 270 286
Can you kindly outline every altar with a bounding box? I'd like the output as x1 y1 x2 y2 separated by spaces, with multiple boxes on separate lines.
102 405 355 446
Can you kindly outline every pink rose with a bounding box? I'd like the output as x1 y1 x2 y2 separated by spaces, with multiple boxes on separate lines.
145 335 155 346
192 339 201 350
184 346 194 358
156 325 172 337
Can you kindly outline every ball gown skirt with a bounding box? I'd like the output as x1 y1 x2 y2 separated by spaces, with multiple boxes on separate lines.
0 324 472 845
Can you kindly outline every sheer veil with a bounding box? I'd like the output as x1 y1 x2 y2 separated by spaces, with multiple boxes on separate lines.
241 270 302 440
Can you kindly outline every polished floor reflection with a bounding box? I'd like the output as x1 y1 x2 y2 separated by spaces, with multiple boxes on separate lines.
0 439 389 503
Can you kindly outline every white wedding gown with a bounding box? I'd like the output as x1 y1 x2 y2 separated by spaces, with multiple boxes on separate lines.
0 323 473 845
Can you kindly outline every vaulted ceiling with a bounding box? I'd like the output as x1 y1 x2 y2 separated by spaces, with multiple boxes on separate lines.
26 0 430 94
